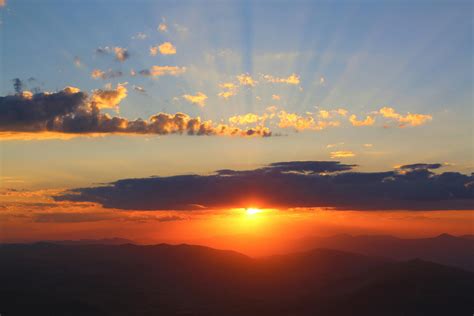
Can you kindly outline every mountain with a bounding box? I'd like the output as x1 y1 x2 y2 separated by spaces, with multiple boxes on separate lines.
39 237 137 245
293 233 474 271
0 242 472 315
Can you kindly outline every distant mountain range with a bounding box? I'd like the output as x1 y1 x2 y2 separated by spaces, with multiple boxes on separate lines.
1 240 472 315
39 237 136 245
292 233 474 271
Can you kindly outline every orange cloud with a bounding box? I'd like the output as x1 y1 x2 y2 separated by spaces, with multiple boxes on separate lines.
218 82 238 99
237 74 257 87
91 83 128 109
182 92 208 107
330 150 355 158
228 113 271 125
278 111 340 131
141 65 186 77
349 114 375 126
91 69 105 79
113 47 129 62
150 42 176 56
272 94 281 100
158 22 168 32
263 73 300 85
379 107 432 127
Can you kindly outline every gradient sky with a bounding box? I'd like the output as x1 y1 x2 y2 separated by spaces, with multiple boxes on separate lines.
0 0 472 247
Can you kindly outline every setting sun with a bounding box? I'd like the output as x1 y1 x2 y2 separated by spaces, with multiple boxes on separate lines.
246 208 262 215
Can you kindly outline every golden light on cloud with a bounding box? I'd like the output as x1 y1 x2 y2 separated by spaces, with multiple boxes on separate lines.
182 92 208 107
113 47 129 62
147 65 186 76
277 111 340 131
218 82 238 99
91 83 128 109
150 42 176 55
379 107 432 127
158 22 168 32
237 74 257 87
330 150 355 158
263 73 300 85
91 69 105 79
349 114 375 126
228 113 270 125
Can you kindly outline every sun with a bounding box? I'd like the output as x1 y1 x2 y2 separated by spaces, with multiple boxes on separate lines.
246 208 262 215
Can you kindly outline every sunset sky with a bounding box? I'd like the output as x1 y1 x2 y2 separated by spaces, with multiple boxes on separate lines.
0 0 472 252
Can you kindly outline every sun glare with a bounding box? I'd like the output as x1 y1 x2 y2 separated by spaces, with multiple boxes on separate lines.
246 208 262 215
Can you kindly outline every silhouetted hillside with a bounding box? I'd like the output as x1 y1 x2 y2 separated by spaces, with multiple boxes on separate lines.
295 233 474 271
41 237 136 245
0 243 472 315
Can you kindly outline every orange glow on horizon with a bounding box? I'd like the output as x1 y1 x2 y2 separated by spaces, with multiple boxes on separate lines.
246 208 262 215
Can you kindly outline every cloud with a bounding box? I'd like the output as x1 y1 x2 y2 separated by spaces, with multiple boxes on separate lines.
139 65 186 77
330 151 355 158
363 143 373 148
91 69 123 80
133 85 146 93
218 82 238 99
399 163 443 170
277 111 340 131
262 74 300 85
326 142 344 149
228 113 270 125
95 46 130 62
132 32 147 40
113 47 129 62
73 56 82 68
90 83 128 109
0 87 272 139
182 92 208 107
150 42 177 56
349 114 375 126
237 74 257 87
379 107 432 127
272 94 281 101
55 161 474 211
158 22 168 32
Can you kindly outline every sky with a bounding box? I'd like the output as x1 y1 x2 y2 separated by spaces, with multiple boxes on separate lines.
0 0 472 249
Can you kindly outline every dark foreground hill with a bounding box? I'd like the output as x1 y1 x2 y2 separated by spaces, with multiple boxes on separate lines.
0 243 472 316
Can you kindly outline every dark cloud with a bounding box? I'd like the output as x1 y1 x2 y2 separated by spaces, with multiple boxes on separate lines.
0 88 271 137
95 46 130 62
55 161 474 211
0 88 87 132
399 163 443 170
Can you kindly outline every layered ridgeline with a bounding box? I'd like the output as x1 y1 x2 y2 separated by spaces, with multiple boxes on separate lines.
1 239 473 315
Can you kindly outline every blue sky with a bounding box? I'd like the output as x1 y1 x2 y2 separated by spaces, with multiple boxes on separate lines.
0 0 472 189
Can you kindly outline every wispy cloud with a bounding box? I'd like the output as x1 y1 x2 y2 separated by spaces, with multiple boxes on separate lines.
262 73 300 85
139 65 186 77
182 92 208 107
330 150 355 158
